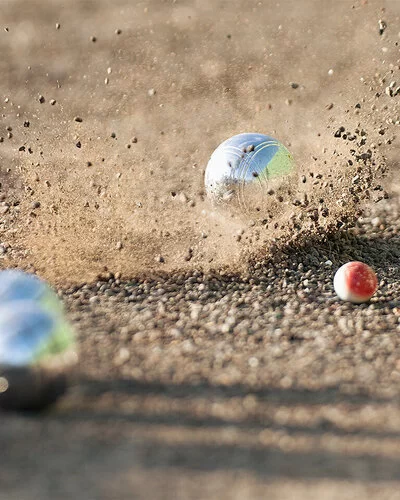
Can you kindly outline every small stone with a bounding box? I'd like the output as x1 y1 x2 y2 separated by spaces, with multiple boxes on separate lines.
50 99 56 105
179 192 189 203
184 248 193 261
74 116 83 123
371 217 381 227
116 241 123 250
248 357 259 368
114 348 130 366
148 88 156 96
38 95 45 104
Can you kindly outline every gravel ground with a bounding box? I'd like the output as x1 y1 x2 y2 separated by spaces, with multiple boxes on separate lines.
64 196 400 395
2 193 400 500
1 0 400 498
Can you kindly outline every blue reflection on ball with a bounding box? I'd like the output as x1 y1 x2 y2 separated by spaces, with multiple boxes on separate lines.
0 301 55 367
205 133 294 210
0 269 50 303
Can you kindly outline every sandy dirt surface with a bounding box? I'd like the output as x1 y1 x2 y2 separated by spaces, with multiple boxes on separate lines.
0 0 395 283
1 0 400 498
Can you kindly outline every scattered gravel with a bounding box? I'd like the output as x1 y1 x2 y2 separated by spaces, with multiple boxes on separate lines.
61 198 400 395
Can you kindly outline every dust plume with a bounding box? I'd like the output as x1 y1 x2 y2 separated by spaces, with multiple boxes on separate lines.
0 0 398 284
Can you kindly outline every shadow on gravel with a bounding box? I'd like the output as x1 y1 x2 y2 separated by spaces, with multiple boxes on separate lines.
78 377 396 406
50 377 400 440
133 229 400 288
10 411 400 483
124 441 400 482
27 378 400 483
267 230 400 275
57 409 400 441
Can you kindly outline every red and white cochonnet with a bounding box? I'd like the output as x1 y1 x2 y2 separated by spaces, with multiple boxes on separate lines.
333 261 378 304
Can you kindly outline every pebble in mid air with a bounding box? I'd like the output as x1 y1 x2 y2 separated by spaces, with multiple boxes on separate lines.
0 270 77 411
205 133 294 214
334 261 378 304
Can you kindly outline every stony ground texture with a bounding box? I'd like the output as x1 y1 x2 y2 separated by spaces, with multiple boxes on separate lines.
1 0 400 499
2 196 400 499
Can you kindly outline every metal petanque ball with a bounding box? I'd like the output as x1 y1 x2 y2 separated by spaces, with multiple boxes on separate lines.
205 133 294 214
0 272 77 411
0 269 62 312
0 269 74 356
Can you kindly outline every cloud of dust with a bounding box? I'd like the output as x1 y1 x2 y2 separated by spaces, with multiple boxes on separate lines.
0 0 397 284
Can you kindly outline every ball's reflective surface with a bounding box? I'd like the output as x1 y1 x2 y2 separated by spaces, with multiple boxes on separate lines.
205 133 294 213
0 302 55 367
0 269 61 313
0 279 77 410
0 301 75 368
